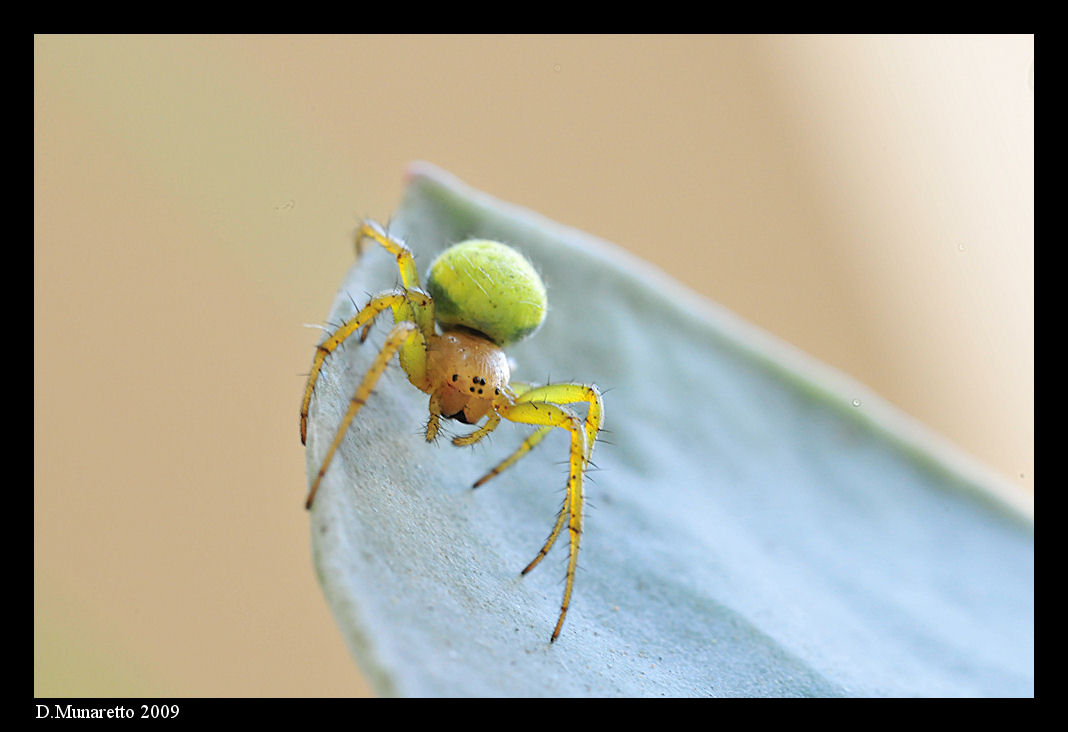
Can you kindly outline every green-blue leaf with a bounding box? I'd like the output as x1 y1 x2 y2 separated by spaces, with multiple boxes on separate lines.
304 163 1033 697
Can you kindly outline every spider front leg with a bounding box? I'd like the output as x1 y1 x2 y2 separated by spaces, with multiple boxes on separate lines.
496 398 593 642
447 381 536 449
452 411 502 447
305 320 426 510
301 289 433 444
301 219 433 443
355 220 422 291
477 383 604 490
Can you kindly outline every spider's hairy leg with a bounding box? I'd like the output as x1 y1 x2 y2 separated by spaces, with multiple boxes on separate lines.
497 400 588 643
464 380 543 483
452 411 502 447
472 425 552 488
305 321 422 510
507 381 537 398
301 289 433 444
301 291 403 444
475 382 603 490
516 383 605 470
357 220 421 291
426 391 443 442
522 483 567 575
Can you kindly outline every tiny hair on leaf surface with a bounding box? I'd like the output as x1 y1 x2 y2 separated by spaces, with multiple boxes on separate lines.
303 162 1033 698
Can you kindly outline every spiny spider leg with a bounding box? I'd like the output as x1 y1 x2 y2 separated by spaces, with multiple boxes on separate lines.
452 411 502 446
301 290 430 444
425 391 443 442
305 321 423 509
356 220 421 290
474 382 603 520
472 425 553 488
516 383 605 467
302 223 434 446
497 384 603 641
495 398 590 642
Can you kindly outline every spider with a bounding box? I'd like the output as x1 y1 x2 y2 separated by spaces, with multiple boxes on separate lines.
300 220 604 643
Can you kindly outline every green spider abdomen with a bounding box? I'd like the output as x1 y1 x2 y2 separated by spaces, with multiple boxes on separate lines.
426 239 547 346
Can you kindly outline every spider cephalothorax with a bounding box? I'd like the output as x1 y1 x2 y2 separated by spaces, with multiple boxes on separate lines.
425 331 510 424
301 220 603 643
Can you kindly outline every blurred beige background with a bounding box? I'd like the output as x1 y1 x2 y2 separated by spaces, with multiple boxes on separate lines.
34 35 1033 697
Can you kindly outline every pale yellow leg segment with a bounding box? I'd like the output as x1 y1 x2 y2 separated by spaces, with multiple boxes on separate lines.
301 290 433 444
302 292 405 444
520 486 567 575
356 220 421 291
497 400 588 642
452 411 502 447
302 219 433 444
516 383 604 470
472 425 552 488
505 381 537 399
305 322 421 510
468 380 580 487
426 391 443 442
355 220 436 335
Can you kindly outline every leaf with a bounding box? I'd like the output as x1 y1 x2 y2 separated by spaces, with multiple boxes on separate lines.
304 162 1033 697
